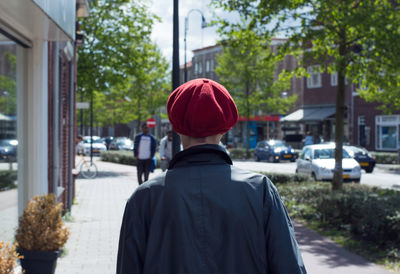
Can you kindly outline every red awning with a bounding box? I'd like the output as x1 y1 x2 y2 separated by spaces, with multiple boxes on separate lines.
238 115 280 122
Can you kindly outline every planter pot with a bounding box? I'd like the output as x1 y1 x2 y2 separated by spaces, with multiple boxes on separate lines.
18 249 60 274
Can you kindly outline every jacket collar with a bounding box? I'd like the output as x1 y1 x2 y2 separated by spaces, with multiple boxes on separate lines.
168 144 232 169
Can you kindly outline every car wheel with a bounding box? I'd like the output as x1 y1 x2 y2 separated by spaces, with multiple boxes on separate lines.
354 178 361 183
268 155 273 162
255 155 260 162
365 167 374 173
290 158 296 162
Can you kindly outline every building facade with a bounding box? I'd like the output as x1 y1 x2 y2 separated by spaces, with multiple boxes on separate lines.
180 41 300 148
0 0 90 243
180 42 400 151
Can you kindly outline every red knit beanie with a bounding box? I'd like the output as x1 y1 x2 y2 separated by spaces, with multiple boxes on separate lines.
167 78 238 138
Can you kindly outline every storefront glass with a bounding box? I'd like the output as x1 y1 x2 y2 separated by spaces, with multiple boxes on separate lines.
0 33 18 242
381 126 397 150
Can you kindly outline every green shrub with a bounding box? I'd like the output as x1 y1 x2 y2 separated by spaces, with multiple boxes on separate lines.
371 152 399 164
277 182 400 247
0 170 17 191
100 151 136 165
100 151 160 168
228 148 255 159
258 172 311 184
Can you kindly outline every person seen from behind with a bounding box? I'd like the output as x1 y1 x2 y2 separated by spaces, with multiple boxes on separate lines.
117 78 307 273
159 130 173 171
133 123 157 185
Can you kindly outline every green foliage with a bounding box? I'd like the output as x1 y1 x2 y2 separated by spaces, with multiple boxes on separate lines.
214 21 296 151
371 152 399 165
212 0 400 189
77 0 170 129
100 151 136 165
100 150 161 168
228 148 255 159
278 182 400 248
259 172 311 185
0 50 17 116
0 170 17 191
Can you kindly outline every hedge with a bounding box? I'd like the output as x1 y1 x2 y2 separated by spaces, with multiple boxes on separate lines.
371 152 399 164
228 148 255 159
100 151 160 168
258 172 311 184
278 182 400 249
0 170 18 191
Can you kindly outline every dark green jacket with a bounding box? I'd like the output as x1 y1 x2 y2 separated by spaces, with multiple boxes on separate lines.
117 144 306 274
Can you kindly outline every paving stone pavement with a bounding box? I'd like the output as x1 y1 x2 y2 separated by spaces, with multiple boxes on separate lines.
55 160 393 274
56 160 162 274
0 188 18 243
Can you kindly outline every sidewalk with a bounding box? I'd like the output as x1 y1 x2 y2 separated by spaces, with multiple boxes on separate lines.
56 160 392 274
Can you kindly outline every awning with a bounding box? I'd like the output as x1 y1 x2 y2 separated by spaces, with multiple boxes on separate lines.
280 106 336 122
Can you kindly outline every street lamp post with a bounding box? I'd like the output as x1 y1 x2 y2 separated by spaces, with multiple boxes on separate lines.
184 9 207 82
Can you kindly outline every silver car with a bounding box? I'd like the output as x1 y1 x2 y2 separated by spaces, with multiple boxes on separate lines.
296 144 361 182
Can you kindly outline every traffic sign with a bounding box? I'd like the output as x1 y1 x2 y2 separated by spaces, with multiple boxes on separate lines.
147 117 156 128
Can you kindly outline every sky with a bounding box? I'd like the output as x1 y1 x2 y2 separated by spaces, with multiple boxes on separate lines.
148 0 223 65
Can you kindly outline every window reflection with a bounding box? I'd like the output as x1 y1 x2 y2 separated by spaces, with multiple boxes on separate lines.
0 33 18 243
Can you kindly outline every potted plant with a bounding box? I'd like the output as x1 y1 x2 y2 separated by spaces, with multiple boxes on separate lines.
0 241 22 273
15 194 69 274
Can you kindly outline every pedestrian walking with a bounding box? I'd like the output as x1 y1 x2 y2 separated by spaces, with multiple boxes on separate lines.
117 78 306 274
133 123 157 185
159 130 173 171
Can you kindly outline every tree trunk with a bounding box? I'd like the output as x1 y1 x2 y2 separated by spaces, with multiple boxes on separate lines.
332 37 347 190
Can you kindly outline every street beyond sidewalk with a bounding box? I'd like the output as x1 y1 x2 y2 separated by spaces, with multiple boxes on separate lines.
55 160 392 274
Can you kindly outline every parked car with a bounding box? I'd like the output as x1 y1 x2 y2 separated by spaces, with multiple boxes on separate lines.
81 136 107 155
254 140 297 163
296 144 361 182
109 137 134 151
0 139 18 162
344 145 376 173
101 136 114 149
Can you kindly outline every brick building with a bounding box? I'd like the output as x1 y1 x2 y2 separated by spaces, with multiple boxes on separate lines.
180 41 400 151
0 0 90 242
180 40 300 148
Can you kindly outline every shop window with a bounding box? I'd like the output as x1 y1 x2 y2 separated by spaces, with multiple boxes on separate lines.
0 34 18 243
306 65 321 88
331 72 338 86
331 71 348 86
380 126 397 149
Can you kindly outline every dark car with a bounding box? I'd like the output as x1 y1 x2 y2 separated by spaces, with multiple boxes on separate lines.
101 136 114 149
254 140 298 163
0 139 18 162
344 145 376 173
109 137 134 151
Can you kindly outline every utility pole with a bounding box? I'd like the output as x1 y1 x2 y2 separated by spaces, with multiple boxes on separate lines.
172 0 181 157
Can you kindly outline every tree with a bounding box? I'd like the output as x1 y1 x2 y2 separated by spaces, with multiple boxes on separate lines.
212 0 400 189
215 22 296 156
77 0 169 133
0 51 16 115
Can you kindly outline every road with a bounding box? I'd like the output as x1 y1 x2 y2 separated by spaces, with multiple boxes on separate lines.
233 160 400 190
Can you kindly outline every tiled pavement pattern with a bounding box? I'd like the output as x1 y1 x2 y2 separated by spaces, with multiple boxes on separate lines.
2 159 388 274
0 188 18 243
56 160 162 274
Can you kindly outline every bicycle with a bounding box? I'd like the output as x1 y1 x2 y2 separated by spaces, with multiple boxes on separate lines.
75 154 98 179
